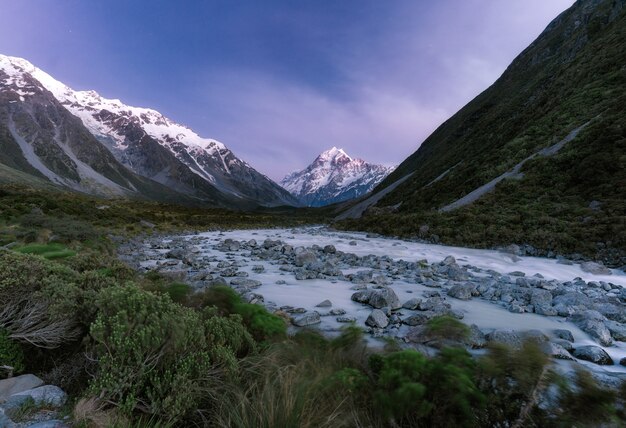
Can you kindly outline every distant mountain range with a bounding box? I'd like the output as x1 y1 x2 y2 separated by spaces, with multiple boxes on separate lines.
0 54 297 207
281 147 394 207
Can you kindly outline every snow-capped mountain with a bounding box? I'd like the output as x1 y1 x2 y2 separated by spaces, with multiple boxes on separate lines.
281 147 395 207
0 54 297 206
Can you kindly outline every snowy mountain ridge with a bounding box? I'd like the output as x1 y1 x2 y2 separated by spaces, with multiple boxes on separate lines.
281 147 395 207
0 54 296 206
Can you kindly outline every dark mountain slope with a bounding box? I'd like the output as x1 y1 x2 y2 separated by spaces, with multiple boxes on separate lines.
339 0 626 265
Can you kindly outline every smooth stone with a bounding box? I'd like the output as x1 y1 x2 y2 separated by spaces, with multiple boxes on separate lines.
0 374 44 401
572 346 613 365
315 299 332 308
9 385 67 407
292 312 321 327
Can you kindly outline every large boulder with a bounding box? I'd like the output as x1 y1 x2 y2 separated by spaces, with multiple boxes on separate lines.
580 261 612 276
447 282 477 300
572 346 613 365
366 309 389 328
369 288 401 310
294 250 318 267
605 320 626 341
0 374 44 401
8 385 67 407
486 329 523 349
568 310 613 346
292 312 321 327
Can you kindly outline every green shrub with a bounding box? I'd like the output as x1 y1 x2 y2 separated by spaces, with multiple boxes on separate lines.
14 243 76 259
0 328 25 376
194 286 286 342
89 286 213 422
371 348 483 427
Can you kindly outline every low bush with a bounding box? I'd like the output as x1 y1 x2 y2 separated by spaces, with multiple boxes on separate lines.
192 286 287 342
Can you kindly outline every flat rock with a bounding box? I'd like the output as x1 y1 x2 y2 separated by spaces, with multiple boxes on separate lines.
0 374 44 401
292 312 321 327
486 329 523 349
580 261 612 276
402 298 422 310
10 385 67 407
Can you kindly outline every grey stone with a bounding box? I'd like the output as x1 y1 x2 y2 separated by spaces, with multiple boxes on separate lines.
316 299 332 308
552 329 575 342
366 309 389 328
605 320 626 341
369 288 401 310
10 385 67 407
442 255 456 265
329 308 346 316
402 312 434 326
294 251 317 267
230 278 262 288
447 282 476 300
0 374 44 401
543 342 575 360
292 312 321 327
351 290 373 304
467 324 487 349
572 346 613 365
580 261 612 276
530 289 553 307
402 298 422 310
568 310 613 346
486 329 523 349
336 316 357 323
323 245 336 254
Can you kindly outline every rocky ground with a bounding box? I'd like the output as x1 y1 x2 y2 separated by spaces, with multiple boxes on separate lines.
118 227 626 386
0 374 68 427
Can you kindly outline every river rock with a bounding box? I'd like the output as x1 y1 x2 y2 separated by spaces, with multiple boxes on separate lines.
580 261 612 276
543 342 575 360
292 312 321 327
323 245 336 254
294 250 317 267
351 290 373 304
366 309 389 328
316 299 332 308
369 288 401 310
605 320 626 341
402 298 422 310
568 310 613 346
337 316 357 323
552 329 575 342
447 282 476 300
572 346 613 365
402 312 434 326
467 324 487 349
486 329 523 349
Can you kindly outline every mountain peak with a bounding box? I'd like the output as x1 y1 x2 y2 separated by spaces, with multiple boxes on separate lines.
281 148 395 207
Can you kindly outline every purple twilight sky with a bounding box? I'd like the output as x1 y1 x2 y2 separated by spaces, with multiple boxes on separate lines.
0 0 575 181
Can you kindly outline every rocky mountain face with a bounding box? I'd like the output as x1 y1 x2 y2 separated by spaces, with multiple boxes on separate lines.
339 0 626 266
0 55 297 207
281 147 394 207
